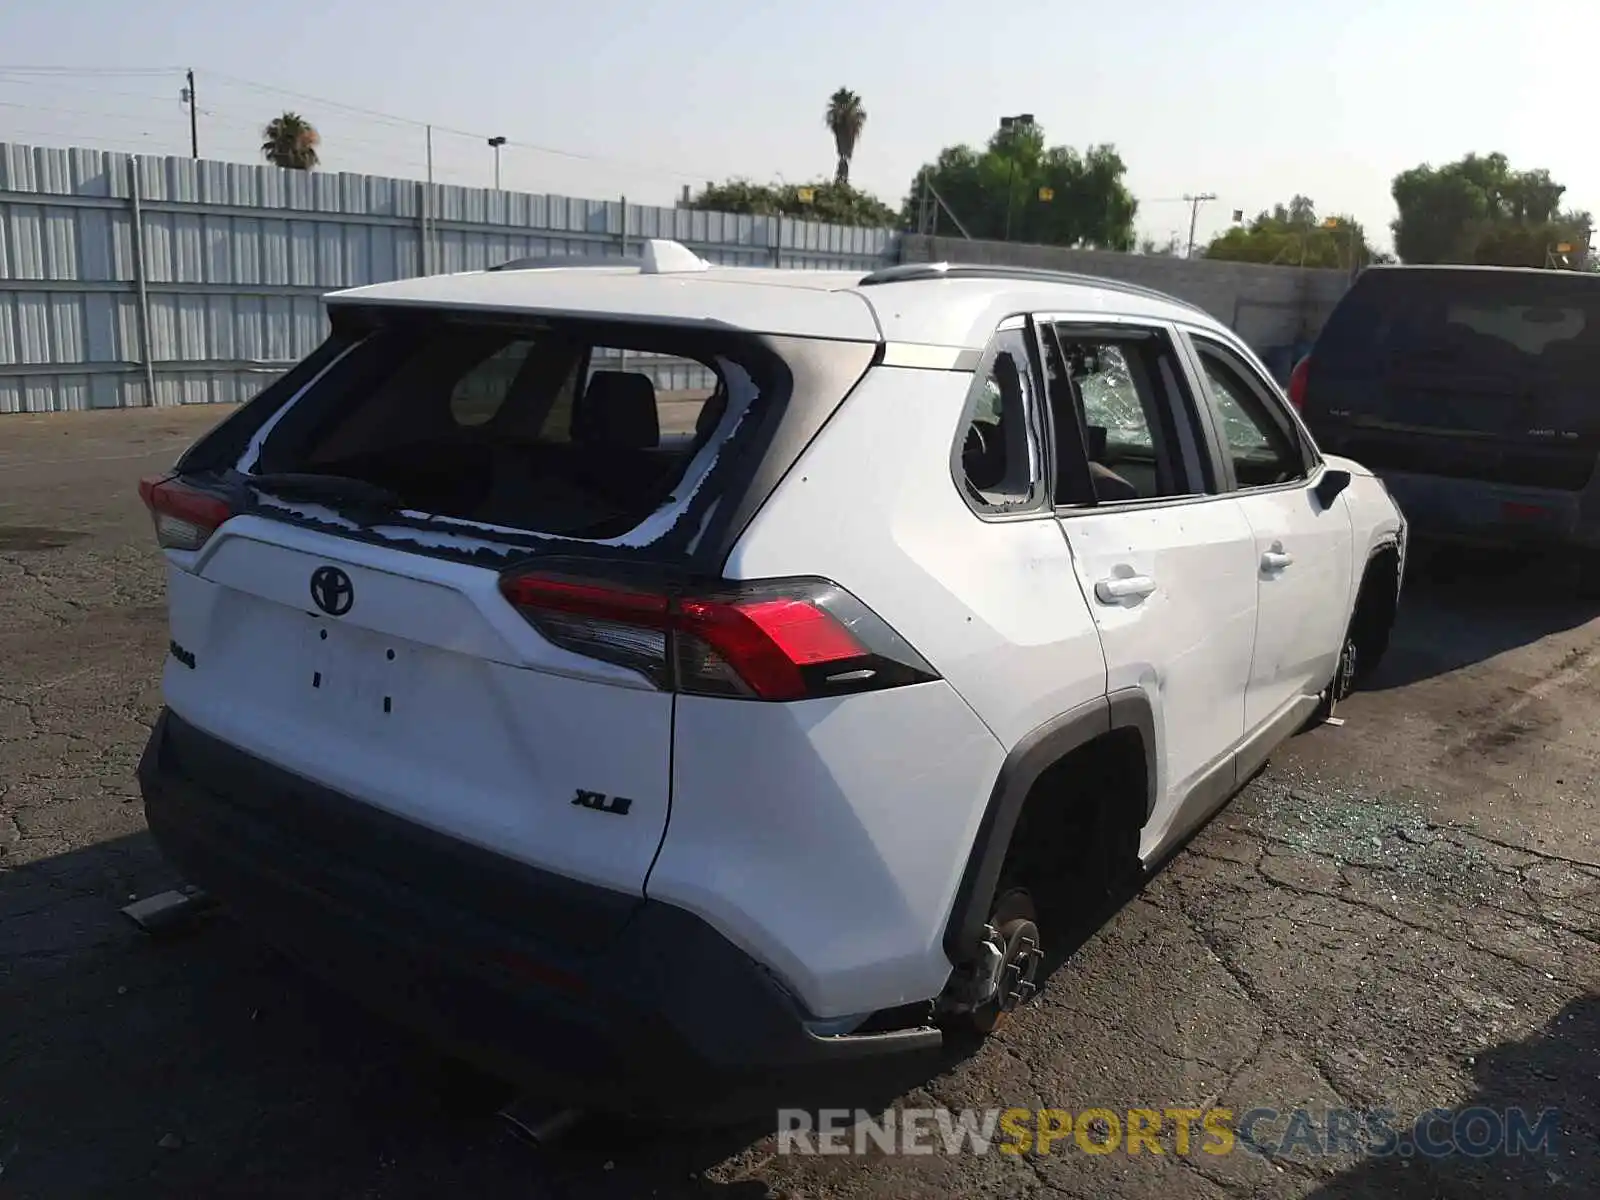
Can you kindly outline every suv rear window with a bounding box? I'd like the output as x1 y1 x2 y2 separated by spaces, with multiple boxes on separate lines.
250 318 753 541
1316 270 1600 384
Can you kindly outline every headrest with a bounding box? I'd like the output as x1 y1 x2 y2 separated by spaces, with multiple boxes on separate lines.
991 351 1023 398
573 371 659 449
694 388 728 442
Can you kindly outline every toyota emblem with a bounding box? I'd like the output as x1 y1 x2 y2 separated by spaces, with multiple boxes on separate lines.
309 566 354 616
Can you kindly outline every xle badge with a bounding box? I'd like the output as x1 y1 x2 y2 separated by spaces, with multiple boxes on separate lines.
572 788 633 816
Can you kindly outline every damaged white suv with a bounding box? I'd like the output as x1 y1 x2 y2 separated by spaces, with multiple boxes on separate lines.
137 241 1405 1113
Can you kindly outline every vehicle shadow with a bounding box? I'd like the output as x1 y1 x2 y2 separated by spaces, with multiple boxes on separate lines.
0 830 997 1199
1362 543 1598 691
1299 994 1598 1199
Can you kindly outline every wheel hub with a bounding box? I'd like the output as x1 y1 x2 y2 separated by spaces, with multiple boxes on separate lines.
1335 637 1358 700
993 917 1043 1016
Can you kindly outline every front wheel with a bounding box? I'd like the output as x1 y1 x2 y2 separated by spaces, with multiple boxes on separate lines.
1307 629 1358 729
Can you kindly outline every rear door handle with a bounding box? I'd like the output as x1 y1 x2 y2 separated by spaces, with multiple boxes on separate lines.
1261 550 1295 572
1095 574 1157 603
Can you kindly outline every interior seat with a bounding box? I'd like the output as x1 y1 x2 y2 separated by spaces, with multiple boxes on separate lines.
571 370 674 506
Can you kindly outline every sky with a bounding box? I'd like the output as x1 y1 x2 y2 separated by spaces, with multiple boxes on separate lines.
0 0 1592 253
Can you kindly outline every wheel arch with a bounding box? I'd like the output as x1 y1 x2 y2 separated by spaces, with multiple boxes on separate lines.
942 688 1155 965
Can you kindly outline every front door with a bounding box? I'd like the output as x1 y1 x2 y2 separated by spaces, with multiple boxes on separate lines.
1039 319 1261 858
1185 332 1354 736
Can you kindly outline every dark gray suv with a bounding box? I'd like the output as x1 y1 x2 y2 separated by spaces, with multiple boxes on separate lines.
1296 264 1600 587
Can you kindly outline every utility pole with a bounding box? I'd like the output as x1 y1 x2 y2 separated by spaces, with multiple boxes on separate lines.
181 69 199 158
424 124 434 275
487 136 506 190
1183 192 1216 258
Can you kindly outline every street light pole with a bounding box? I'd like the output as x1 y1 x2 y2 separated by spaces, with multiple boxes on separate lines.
1182 192 1217 258
487 136 507 190
999 113 1034 243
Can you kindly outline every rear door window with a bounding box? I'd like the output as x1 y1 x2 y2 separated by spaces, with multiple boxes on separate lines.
1041 324 1211 505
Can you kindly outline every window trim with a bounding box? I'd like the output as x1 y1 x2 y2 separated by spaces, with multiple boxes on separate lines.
1183 329 1323 494
948 316 1054 521
1034 316 1220 517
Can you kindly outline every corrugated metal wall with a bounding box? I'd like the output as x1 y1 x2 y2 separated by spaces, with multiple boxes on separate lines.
0 142 898 414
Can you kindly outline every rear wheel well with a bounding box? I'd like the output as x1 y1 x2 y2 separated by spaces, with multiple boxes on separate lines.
995 728 1146 938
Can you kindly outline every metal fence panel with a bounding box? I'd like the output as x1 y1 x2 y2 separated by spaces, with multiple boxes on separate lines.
0 141 899 414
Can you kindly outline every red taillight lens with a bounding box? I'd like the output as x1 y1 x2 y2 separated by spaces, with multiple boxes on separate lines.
1287 356 1310 411
138 476 234 551
498 571 936 702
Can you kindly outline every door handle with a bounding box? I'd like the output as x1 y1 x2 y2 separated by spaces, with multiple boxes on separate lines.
1095 574 1157 603
1261 550 1295 572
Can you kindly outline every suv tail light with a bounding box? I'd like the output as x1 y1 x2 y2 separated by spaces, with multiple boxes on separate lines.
1287 355 1310 410
138 476 234 551
498 570 939 702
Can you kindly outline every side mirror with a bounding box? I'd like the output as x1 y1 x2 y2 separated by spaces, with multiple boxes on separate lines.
1313 467 1351 509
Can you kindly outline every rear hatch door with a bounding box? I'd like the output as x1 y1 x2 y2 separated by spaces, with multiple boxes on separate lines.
165 515 676 930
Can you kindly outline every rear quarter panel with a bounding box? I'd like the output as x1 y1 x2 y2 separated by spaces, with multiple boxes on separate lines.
645 364 1109 1019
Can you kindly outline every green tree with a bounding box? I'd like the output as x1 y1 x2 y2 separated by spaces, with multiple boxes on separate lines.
825 89 867 187
1204 196 1381 269
903 120 1137 249
1391 153 1591 267
686 178 897 228
261 112 320 171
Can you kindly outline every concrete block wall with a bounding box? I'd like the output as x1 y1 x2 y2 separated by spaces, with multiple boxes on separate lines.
899 235 1351 374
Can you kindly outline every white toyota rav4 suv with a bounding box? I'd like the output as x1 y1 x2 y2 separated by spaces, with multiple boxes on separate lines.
137 241 1405 1114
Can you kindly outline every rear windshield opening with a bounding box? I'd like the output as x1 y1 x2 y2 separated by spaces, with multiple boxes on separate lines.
250 318 765 541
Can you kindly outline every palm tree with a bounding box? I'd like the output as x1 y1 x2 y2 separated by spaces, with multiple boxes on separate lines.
825 89 866 187
261 112 320 171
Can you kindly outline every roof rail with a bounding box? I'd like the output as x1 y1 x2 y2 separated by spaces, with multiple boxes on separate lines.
857 261 1206 315
489 239 712 275
488 253 635 273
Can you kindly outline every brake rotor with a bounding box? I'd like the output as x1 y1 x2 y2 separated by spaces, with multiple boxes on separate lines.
986 915 1043 1030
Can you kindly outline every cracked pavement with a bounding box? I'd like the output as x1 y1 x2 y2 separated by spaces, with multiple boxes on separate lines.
1 406 1596 1198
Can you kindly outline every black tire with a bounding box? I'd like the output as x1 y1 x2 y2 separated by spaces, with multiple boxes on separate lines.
1576 550 1600 602
941 888 1043 1040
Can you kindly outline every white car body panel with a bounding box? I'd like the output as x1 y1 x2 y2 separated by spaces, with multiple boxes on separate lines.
1057 498 1260 858
722 364 1109 752
653 682 1004 1020
162 518 674 897
1234 479 1356 732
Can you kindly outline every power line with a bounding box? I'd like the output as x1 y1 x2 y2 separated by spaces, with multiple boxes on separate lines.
197 68 724 183
0 65 183 76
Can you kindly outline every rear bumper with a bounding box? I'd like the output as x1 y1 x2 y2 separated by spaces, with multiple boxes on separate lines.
1375 469 1600 550
137 709 939 1117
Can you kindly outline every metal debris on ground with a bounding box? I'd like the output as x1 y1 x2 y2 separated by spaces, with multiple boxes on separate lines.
120 888 218 936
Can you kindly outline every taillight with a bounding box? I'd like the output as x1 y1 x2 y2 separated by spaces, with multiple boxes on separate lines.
1288 356 1310 411
498 571 939 702
138 475 234 551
